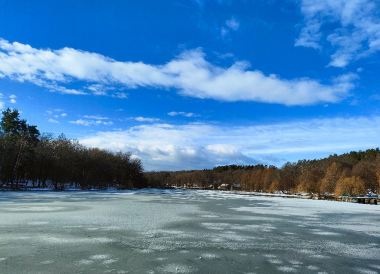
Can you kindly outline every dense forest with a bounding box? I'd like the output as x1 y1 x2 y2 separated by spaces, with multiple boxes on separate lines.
145 150 380 196
0 108 144 190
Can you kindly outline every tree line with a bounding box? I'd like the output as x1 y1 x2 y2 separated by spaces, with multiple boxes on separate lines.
0 108 144 190
2 107 380 196
145 149 380 196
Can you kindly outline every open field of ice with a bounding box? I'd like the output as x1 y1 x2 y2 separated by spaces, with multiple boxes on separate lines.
0 189 379 274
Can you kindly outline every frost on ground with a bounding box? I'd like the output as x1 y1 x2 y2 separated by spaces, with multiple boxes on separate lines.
0 189 379 273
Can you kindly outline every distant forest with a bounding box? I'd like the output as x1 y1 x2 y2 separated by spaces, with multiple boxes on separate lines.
1 108 380 195
146 150 380 196
0 108 144 190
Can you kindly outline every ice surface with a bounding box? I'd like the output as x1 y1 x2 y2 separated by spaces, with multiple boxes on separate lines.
0 189 379 273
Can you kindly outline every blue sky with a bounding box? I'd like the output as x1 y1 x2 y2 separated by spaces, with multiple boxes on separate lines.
0 0 380 170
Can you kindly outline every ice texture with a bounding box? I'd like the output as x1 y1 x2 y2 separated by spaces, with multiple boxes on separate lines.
0 189 379 273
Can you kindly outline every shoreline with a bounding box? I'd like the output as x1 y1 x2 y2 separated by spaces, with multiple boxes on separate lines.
0 187 378 205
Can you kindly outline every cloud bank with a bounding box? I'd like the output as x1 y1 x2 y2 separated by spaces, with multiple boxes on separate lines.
80 116 380 170
0 38 355 105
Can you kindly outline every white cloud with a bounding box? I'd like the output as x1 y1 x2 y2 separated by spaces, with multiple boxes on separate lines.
70 115 113 126
83 115 109 120
0 93 16 107
225 18 240 31
168 111 197 118
70 119 92 126
112 92 128 99
86 84 109 96
221 17 240 37
46 108 68 123
86 84 128 99
80 116 380 171
132 116 160 123
0 38 355 105
9 94 16 104
296 0 380 67
48 118 59 124
0 93 4 109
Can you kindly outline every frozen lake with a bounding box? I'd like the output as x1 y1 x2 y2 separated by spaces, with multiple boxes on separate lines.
0 189 379 274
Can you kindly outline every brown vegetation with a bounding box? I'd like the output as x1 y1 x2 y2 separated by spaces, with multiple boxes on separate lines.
146 150 380 196
334 176 366 196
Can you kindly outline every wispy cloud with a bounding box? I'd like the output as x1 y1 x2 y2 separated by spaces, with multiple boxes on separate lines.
9 94 16 104
86 84 128 99
80 116 380 170
221 17 240 37
82 115 109 120
70 119 113 127
47 118 59 124
46 109 67 124
131 116 160 123
296 0 380 67
0 38 355 105
70 115 113 126
226 18 240 31
168 111 197 118
0 93 4 109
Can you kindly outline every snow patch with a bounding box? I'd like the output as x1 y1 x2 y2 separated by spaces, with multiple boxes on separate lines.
89 254 111 260
103 259 118 265
200 253 220 259
40 260 54 265
277 266 297 272
77 259 94 265
158 263 195 273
